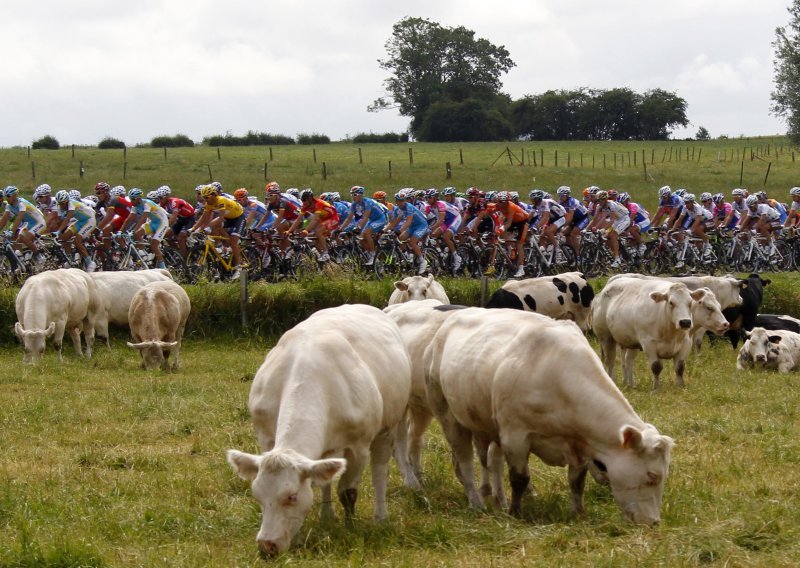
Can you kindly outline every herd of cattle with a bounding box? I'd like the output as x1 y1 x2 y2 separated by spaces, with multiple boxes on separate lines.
9 268 799 555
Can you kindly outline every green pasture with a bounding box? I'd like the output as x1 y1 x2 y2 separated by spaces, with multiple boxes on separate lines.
1 273 800 566
1 137 797 213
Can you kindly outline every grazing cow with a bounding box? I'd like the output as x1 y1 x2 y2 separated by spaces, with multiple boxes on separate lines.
227 304 411 555
753 313 800 334
723 274 770 348
485 272 594 332
90 269 173 346
14 268 99 364
736 327 800 373
383 300 464 490
424 308 674 525
126 280 190 371
387 274 450 305
592 277 727 389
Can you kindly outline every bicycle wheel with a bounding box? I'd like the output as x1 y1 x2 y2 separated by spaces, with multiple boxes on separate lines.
240 246 263 281
0 252 21 286
772 239 792 272
551 244 576 274
162 247 186 274
578 243 605 277
479 247 507 280
185 248 221 283
421 246 442 276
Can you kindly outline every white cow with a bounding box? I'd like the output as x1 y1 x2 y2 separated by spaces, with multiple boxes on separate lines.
592 277 728 389
737 327 800 373
424 308 674 525
14 268 99 364
91 268 173 346
227 304 411 555
387 274 450 305
485 272 594 332
126 280 190 371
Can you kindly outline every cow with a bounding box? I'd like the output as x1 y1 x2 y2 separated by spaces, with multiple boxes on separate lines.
753 313 800 334
387 274 450 305
592 277 727 389
226 304 412 555
736 327 800 373
485 272 594 332
14 268 99 364
423 307 674 525
126 280 190 371
90 268 173 346
723 274 771 348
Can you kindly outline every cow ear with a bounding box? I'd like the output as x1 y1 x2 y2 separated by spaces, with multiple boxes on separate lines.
763 279 772 286
303 458 346 485
649 291 667 303
768 335 782 344
620 425 644 450
739 281 748 290
744 330 752 338
690 289 707 301
394 281 408 292
427 274 434 284
226 449 261 481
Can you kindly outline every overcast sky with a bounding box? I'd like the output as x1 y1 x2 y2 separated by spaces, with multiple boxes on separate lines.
0 0 791 147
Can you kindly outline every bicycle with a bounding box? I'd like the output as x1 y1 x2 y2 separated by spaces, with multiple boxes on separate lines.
375 232 418 277
184 232 244 283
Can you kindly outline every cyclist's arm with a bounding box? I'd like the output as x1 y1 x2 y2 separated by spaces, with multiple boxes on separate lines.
57 211 74 233
190 209 213 232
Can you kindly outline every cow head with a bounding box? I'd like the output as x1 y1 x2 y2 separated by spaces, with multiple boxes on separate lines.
742 327 783 365
15 322 55 364
394 274 434 301
689 288 729 335
649 283 693 331
594 424 674 526
227 448 346 555
127 340 178 370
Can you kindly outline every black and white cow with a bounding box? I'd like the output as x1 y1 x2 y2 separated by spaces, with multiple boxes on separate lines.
753 314 800 334
723 274 771 348
485 272 594 332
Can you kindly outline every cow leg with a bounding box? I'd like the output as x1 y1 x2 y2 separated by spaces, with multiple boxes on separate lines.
171 343 181 371
622 348 638 388
474 437 492 500
319 483 336 522
338 445 368 522
500 433 530 517
82 316 95 359
369 429 394 521
487 441 507 509
599 336 617 381
692 328 705 354
95 316 110 348
392 412 417 489
68 326 83 358
641 343 663 390
407 406 433 485
567 464 588 516
674 340 692 388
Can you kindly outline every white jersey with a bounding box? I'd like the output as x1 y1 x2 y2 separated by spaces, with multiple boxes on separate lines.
750 203 780 221
684 203 713 221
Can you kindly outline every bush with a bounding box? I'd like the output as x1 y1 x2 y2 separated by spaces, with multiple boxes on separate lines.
98 137 126 149
31 135 60 150
350 132 409 143
150 134 195 148
203 131 295 147
296 133 331 145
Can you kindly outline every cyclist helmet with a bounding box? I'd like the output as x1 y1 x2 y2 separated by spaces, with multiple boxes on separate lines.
466 187 482 198
618 192 631 203
683 193 696 203
529 189 544 200
146 190 159 200
596 190 609 201
128 188 143 199
33 184 51 198
83 195 99 206
712 193 725 204
442 187 457 196
658 186 672 198
157 185 171 197
424 188 439 198
233 188 249 200
509 191 520 200
330 191 341 202
319 192 330 202
673 188 686 198
745 195 759 207
68 190 81 200
94 181 111 193
790 187 800 196
556 186 571 196
756 191 768 201
300 189 314 201
373 190 387 199
485 191 497 201
4 186 18 197
732 187 746 197
286 188 300 198
495 191 509 202
266 182 281 195
587 185 600 195
350 185 365 195
394 191 406 201
608 189 619 201
110 185 127 197
700 192 713 202
210 181 223 193
199 185 216 199
55 190 70 203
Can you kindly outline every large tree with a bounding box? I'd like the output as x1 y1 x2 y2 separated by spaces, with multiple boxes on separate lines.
370 17 515 139
772 0 800 144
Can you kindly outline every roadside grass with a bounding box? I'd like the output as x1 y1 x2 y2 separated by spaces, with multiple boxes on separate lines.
0 331 799 566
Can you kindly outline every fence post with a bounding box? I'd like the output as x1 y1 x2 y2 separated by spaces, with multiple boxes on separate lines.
540 149 543 167
31 161 35 179
217 147 221 160
269 147 273 161
521 147 525 165
79 160 84 178
764 162 772 186
72 144 75 159
445 162 451 179
312 149 317 164
240 269 248 329
358 147 363 164
480 276 488 307
555 150 558 168
27 146 30 158
163 146 167 161
389 160 392 179
322 162 327 180
459 148 464 165
207 164 213 181
740 161 744 185
124 146 127 161
532 150 537 167
409 147 413 165
567 152 570 168
697 148 702 162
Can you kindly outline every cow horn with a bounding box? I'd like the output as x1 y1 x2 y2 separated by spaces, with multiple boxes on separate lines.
127 341 155 350
154 341 179 349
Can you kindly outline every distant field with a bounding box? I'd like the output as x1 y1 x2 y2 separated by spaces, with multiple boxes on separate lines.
1 137 796 212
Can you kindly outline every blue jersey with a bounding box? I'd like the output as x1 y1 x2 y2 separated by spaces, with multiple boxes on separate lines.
333 201 351 224
396 201 428 229
559 196 588 222
5 197 45 225
350 197 388 223
133 198 169 223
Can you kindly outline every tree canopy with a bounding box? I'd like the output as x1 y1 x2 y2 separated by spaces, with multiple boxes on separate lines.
772 0 800 144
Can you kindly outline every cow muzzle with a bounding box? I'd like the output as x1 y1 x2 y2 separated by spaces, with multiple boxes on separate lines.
679 319 692 329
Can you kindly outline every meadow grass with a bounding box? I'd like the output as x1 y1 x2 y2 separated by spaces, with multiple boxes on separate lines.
0 329 799 566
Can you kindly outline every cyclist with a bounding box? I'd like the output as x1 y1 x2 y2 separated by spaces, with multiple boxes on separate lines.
372 190 394 212
340 186 389 266
190 184 246 278
712 193 740 231
650 186 684 229
385 190 430 274
423 188 463 272
674 193 714 264
756 191 788 224
495 191 529 278
740 194 781 259
726 188 749 229
785 187 800 230
264 182 303 255
529 188 567 250
0 185 47 264
289 189 339 262
556 186 590 254
54 189 97 272
587 190 630 268
118 188 170 270
234 187 276 248
157 185 196 257
95 182 133 255
617 192 650 256
33 184 60 233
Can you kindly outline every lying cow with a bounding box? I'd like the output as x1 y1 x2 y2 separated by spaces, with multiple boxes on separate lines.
15 268 99 364
486 272 594 332
753 313 800 334
736 327 800 373
424 307 674 525
592 277 727 389
91 268 173 346
724 274 770 348
227 304 411 555
127 280 190 371
387 274 450 305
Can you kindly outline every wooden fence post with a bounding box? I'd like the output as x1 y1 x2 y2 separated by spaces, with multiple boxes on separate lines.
555 150 558 168
124 146 127 160
567 152 570 168
269 147 273 161
312 149 317 164
163 147 167 161
388 160 392 179
540 149 543 167
764 162 772 186
31 162 35 179
409 148 413 165
445 162 451 179
217 147 221 160
207 164 213 181
79 160 84 178
71 144 75 159
322 162 327 180
459 148 464 165
358 147 363 164
740 161 744 185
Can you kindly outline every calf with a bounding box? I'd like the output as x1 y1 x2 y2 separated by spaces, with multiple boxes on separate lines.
724 274 770 348
127 280 190 371
486 272 594 332
227 304 411 555
736 327 800 373
387 274 450 305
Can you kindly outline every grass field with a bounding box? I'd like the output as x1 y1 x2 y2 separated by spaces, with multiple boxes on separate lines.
1 330 799 566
